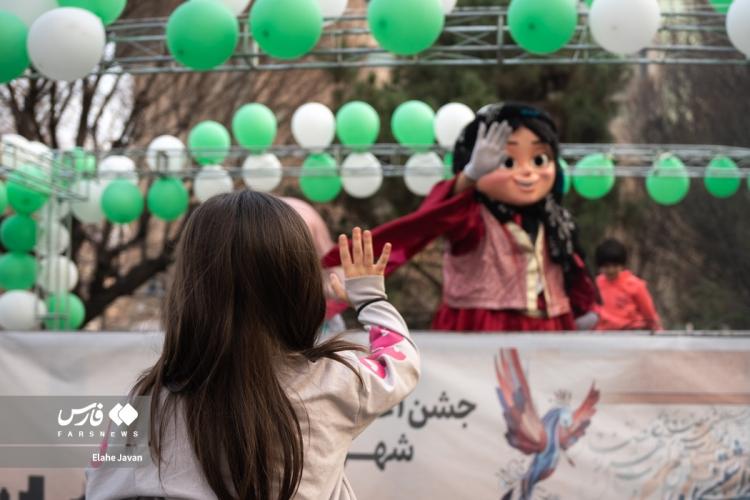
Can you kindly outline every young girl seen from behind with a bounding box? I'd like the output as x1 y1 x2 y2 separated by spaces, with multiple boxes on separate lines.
86 190 420 499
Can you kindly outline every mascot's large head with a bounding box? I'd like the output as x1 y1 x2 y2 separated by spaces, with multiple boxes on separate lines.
453 103 564 206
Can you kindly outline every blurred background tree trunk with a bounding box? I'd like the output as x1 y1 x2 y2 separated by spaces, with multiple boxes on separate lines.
617 64 750 329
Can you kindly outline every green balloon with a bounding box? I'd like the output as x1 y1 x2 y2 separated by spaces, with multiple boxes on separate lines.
584 0 594 6
45 292 86 330
572 154 615 199
391 100 435 151
708 0 732 14
147 177 189 221
101 179 144 223
0 252 36 290
508 0 578 54
300 153 341 202
646 155 689 206
443 152 454 179
250 0 323 59
559 157 571 194
61 147 97 181
232 103 277 152
6 165 50 214
0 215 37 252
57 0 127 25
0 11 29 84
368 0 444 55
0 181 7 213
167 0 239 70
336 101 380 151
189 120 231 165
704 155 740 199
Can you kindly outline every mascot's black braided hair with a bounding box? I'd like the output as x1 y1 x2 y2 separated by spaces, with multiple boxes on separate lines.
452 102 584 289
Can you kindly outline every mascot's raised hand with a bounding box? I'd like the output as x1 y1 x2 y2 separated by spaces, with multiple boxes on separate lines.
463 121 513 181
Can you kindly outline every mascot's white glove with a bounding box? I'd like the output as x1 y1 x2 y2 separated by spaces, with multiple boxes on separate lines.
575 311 599 331
463 120 513 181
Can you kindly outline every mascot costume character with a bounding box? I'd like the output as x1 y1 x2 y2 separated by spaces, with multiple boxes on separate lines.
324 103 599 331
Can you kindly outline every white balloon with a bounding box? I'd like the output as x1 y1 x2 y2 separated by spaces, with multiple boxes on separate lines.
26 141 51 154
0 134 30 168
71 179 106 224
35 220 71 256
589 0 661 55
145 135 187 173
99 155 138 184
434 103 475 148
27 8 106 82
218 0 251 15
37 256 79 293
0 291 47 331
291 103 336 151
38 197 72 223
242 154 282 192
319 0 347 20
341 153 383 198
727 0 750 57
0 0 57 27
25 141 54 167
194 165 233 202
440 0 457 14
404 152 444 196
0 133 28 147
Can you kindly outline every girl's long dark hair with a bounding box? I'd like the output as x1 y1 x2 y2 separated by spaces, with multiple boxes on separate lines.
134 190 362 499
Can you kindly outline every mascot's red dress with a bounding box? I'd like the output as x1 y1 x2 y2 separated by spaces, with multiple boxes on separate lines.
325 103 598 331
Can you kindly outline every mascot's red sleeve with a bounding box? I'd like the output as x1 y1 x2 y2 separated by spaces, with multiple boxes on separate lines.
322 178 484 275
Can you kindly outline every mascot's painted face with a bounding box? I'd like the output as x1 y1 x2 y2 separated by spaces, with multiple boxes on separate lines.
476 126 556 206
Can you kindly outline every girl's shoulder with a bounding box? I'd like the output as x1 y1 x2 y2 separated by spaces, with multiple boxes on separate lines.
282 353 363 397
280 354 363 430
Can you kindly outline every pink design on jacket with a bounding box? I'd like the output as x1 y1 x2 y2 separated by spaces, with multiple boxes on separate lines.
359 326 407 379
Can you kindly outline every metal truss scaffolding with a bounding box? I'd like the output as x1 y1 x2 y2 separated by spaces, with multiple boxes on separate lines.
73 7 750 78
3 143 748 180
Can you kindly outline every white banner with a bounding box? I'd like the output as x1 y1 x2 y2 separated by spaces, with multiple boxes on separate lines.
1 332 749 500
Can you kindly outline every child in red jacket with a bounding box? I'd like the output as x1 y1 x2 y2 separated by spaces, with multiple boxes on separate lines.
594 238 662 331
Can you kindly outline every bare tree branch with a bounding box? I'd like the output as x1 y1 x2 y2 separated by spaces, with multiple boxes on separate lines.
90 74 124 149
75 74 103 146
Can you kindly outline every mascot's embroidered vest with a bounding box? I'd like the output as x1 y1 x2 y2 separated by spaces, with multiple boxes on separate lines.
442 206 571 316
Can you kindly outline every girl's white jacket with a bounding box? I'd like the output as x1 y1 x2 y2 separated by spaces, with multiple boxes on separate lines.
86 276 420 500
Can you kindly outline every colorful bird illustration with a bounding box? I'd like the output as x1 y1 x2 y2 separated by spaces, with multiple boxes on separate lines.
495 348 600 500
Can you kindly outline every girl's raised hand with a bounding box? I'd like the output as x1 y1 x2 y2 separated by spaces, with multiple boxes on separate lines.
330 227 391 304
